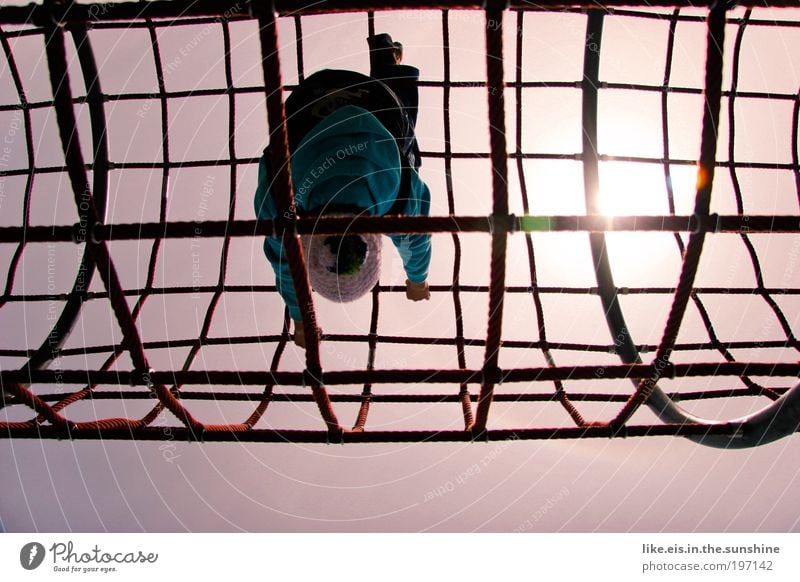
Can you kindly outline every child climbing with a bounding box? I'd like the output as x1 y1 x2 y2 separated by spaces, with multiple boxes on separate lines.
254 33 432 348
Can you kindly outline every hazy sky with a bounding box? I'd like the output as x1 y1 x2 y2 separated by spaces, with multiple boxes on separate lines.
1 3 799 532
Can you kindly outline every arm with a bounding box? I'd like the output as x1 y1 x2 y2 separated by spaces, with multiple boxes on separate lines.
389 232 431 283
389 233 431 301
263 237 302 323
388 168 432 300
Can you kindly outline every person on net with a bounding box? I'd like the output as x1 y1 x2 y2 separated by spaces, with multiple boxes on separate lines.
254 33 432 348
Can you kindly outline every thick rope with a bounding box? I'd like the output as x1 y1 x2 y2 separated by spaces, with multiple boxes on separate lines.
1 2 797 445
471 0 510 434
253 0 341 434
610 2 728 428
3 214 797 245
38 9 205 436
5 361 796 387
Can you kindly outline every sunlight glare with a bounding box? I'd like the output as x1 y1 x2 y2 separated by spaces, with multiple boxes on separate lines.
596 162 695 216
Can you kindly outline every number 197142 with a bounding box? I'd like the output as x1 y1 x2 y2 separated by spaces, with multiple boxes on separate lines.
733 560 773 571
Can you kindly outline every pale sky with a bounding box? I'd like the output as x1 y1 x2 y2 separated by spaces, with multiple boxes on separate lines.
1 3 799 532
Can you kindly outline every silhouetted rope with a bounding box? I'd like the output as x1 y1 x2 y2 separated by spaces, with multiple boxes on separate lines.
2 423 751 444
1 1 798 445
611 1 727 429
254 0 340 434
472 0 510 434
513 8 586 429
3 0 800 27
40 9 204 436
0 26 34 316
3 214 798 244
29 385 793 406
5 361 796 387
2 336 795 362
441 11 474 430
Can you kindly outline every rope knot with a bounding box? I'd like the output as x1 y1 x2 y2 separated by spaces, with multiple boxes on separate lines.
481 365 503 385
303 366 324 387
129 368 155 387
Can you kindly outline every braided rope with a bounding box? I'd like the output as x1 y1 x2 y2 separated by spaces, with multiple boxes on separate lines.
0 1 798 445
471 0 510 434
610 2 728 428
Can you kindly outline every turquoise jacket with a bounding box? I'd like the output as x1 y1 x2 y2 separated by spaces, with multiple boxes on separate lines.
254 105 432 321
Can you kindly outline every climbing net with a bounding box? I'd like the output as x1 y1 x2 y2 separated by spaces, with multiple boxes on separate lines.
0 0 798 446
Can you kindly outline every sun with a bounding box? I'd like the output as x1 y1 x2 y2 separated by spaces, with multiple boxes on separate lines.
595 161 697 217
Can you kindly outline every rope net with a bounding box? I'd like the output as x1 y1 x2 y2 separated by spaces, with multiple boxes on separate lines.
0 0 798 446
